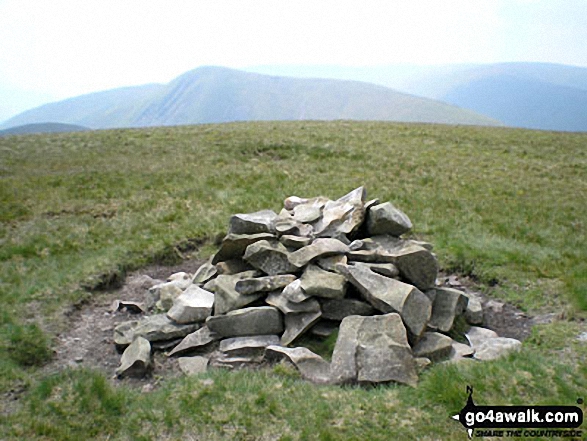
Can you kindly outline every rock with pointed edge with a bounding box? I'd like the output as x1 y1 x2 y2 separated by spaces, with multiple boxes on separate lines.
228 210 278 235
192 261 218 284
235 274 297 295
213 272 263 315
412 332 453 362
320 298 376 321
167 285 214 324
281 310 322 345
116 336 152 378
206 306 284 337
288 238 350 268
167 326 220 357
366 202 412 236
300 264 347 299
243 240 298 275
266 291 321 314
427 287 468 332
114 314 201 346
212 233 275 264
265 345 331 383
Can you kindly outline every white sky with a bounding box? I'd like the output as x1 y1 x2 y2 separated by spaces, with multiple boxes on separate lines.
1 0 586 120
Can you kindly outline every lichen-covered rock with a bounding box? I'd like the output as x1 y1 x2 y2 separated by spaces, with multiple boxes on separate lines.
243 240 299 275
300 264 347 299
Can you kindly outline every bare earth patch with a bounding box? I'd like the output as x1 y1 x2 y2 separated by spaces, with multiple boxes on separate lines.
40 260 555 392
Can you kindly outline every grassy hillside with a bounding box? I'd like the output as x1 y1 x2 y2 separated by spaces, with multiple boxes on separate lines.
0 67 500 130
0 121 586 439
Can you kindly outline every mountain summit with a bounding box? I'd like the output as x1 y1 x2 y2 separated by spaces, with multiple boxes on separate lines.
0 66 500 130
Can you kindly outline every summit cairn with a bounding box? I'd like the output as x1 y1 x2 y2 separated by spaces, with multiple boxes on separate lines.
112 187 520 385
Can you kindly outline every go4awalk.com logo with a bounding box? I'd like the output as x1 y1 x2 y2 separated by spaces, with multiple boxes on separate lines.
452 386 584 439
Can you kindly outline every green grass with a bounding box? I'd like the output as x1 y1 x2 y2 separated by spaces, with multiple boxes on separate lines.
0 121 586 439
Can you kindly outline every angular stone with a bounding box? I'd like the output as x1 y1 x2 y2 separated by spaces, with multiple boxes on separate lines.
212 233 275 264
300 264 347 299
347 249 395 263
147 281 183 311
312 187 367 238
414 357 431 372
167 326 220 357
243 240 298 275
338 263 431 339
166 285 214 324
116 336 152 378
206 306 284 337
235 274 297 295
348 239 365 251
427 287 468 332
281 310 322 345
219 335 280 357
465 326 499 349
274 217 314 237
110 299 147 314
281 278 312 303
265 345 331 384
292 202 323 223
178 356 208 375
228 210 278 235
215 259 253 275
317 255 348 272
288 238 350 268
320 298 376 321
474 337 522 361
330 314 417 386
367 236 439 290
463 293 484 325
351 261 399 278
450 341 475 359
213 272 263 315
167 272 193 289
265 291 321 314
310 320 339 338
366 202 412 236
412 332 453 362
192 261 218 284
210 353 264 368
114 314 201 346
279 235 312 249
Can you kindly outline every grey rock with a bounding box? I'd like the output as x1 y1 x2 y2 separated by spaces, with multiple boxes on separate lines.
465 326 499 349
366 202 412 236
474 337 522 361
274 217 314 237
292 202 323 223
288 238 350 268
427 287 468 332
206 306 284 337
212 232 275 264
266 291 321 314
300 264 347 299
178 356 208 375
166 285 214 324
235 274 297 295
414 357 432 372
219 335 280 357
412 332 453 362
317 255 348 272
368 236 439 290
192 261 218 284
281 310 322 346
351 261 399 278
167 272 193 289
410 240 433 251
450 341 475 359
215 259 253 275
167 326 220 357
338 263 431 339
147 281 183 311
330 313 417 386
110 299 147 314
348 239 365 251
347 249 395 263
210 352 264 368
114 314 201 346
310 320 339 338
320 298 376 321
213 272 263 315
462 292 484 325
279 235 312 249
485 299 505 313
265 345 331 384
228 210 278 235
312 187 367 237
116 336 152 378
243 240 299 275
281 279 312 303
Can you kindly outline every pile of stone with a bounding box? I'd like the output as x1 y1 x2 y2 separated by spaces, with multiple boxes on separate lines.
112 187 522 386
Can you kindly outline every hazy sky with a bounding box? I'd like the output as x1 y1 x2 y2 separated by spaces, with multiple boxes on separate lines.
1 0 586 121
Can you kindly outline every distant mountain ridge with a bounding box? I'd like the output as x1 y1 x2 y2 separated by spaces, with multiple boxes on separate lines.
0 122 90 136
0 66 500 130
248 62 587 132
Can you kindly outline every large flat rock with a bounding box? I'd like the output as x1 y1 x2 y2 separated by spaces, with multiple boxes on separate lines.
114 314 201 346
300 264 347 299
243 240 299 275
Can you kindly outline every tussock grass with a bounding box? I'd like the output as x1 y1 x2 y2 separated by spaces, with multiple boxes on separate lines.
0 121 586 439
